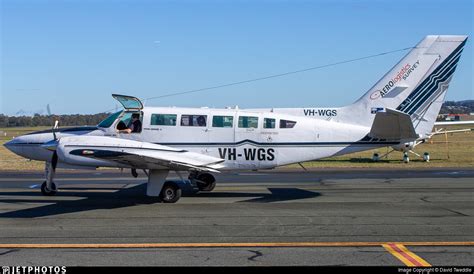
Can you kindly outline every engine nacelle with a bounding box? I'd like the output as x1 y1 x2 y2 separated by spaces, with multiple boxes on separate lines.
55 136 137 168
57 146 125 168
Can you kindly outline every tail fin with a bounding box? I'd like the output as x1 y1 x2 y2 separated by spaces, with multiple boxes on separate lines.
349 35 467 136
396 36 467 138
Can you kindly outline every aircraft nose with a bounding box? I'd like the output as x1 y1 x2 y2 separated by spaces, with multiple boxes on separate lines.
3 133 53 161
4 139 13 147
3 137 24 155
4 137 20 147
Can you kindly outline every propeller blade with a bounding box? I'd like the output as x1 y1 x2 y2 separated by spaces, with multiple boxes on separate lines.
52 120 59 140
51 151 58 170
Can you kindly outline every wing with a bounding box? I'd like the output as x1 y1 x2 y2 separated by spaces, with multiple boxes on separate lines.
58 136 225 172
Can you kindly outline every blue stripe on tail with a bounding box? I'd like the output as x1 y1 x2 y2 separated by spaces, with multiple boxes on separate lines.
396 40 466 115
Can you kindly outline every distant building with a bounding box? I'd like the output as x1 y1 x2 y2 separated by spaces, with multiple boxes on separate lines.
437 113 474 121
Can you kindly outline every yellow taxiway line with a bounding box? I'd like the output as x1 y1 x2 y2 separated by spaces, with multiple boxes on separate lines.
1 241 471 266
0 241 472 249
383 243 431 267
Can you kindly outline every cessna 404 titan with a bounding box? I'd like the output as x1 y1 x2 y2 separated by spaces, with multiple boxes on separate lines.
4 35 468 203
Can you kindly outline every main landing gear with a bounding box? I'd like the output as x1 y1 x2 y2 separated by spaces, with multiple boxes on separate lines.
146 171 216 203
160 181 182 203
37 166 215 204
146 170 184 203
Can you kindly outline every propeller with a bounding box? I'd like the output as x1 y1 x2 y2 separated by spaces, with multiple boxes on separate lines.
49 120 60 168
52 120 59 140
42 120 60 151
41 104 60 169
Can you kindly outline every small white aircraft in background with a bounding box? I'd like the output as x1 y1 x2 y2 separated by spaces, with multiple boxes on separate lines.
389 120 473 161
365 117 474 161
4 35 468 203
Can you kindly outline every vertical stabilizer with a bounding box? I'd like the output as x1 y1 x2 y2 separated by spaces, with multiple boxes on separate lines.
345 35 467 137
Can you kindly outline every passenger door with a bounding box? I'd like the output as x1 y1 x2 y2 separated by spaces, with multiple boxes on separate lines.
177 114 210 153
234 113 261 169
207 113 236 160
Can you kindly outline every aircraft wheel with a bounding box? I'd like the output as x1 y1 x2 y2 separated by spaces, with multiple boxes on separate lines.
160 181 182 203
196 173 216 192
41 181 57 196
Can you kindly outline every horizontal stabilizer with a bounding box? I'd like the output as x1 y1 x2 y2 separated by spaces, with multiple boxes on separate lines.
369 108 418 140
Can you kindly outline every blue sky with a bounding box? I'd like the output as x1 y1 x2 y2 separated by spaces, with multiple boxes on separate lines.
1 0 472 115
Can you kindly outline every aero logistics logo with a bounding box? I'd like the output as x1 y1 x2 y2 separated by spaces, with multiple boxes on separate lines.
370 60 420 100
370 90 382 100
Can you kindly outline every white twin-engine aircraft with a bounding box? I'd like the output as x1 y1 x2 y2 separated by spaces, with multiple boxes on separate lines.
4 35 468 203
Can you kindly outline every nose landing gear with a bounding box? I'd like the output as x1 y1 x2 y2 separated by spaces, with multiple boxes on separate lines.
41 181 57 196
41 155 59 196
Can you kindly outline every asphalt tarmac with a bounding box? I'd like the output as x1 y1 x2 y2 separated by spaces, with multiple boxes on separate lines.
0 168 472 266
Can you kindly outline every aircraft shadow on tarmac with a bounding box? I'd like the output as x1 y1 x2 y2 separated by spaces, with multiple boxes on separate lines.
0 184 320 218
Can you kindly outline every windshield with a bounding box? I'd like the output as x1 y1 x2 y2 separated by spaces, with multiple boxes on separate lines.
98 111 122 128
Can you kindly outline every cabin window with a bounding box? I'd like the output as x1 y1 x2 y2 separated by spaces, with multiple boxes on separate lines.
151 114 177 126
181 115 207 127
238 116 258 128
279 119 297 128
212 116 234 128
263 118 276 129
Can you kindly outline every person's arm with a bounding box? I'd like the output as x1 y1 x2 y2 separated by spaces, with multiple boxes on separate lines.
118 124 133 134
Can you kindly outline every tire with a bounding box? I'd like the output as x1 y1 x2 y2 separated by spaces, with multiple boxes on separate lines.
196 173 216 192
160 181 182 203
41 181 57 196
131 169 138 178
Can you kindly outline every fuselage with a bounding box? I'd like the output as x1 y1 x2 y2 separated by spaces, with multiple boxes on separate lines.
4 106 401 170
4 35 468 171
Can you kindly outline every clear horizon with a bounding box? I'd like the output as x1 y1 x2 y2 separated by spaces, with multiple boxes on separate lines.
1 0 473 115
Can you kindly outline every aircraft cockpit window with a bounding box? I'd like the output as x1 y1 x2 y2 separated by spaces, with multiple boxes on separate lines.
98 111 122 128
181 115 207 127
238 116 258 128
263 118 276 129
151 114 177 126
212 116 234 128
117 112 143 133
279 119 297 128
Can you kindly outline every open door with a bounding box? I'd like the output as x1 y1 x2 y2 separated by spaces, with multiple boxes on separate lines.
112 94 143 110
112 94 144 141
